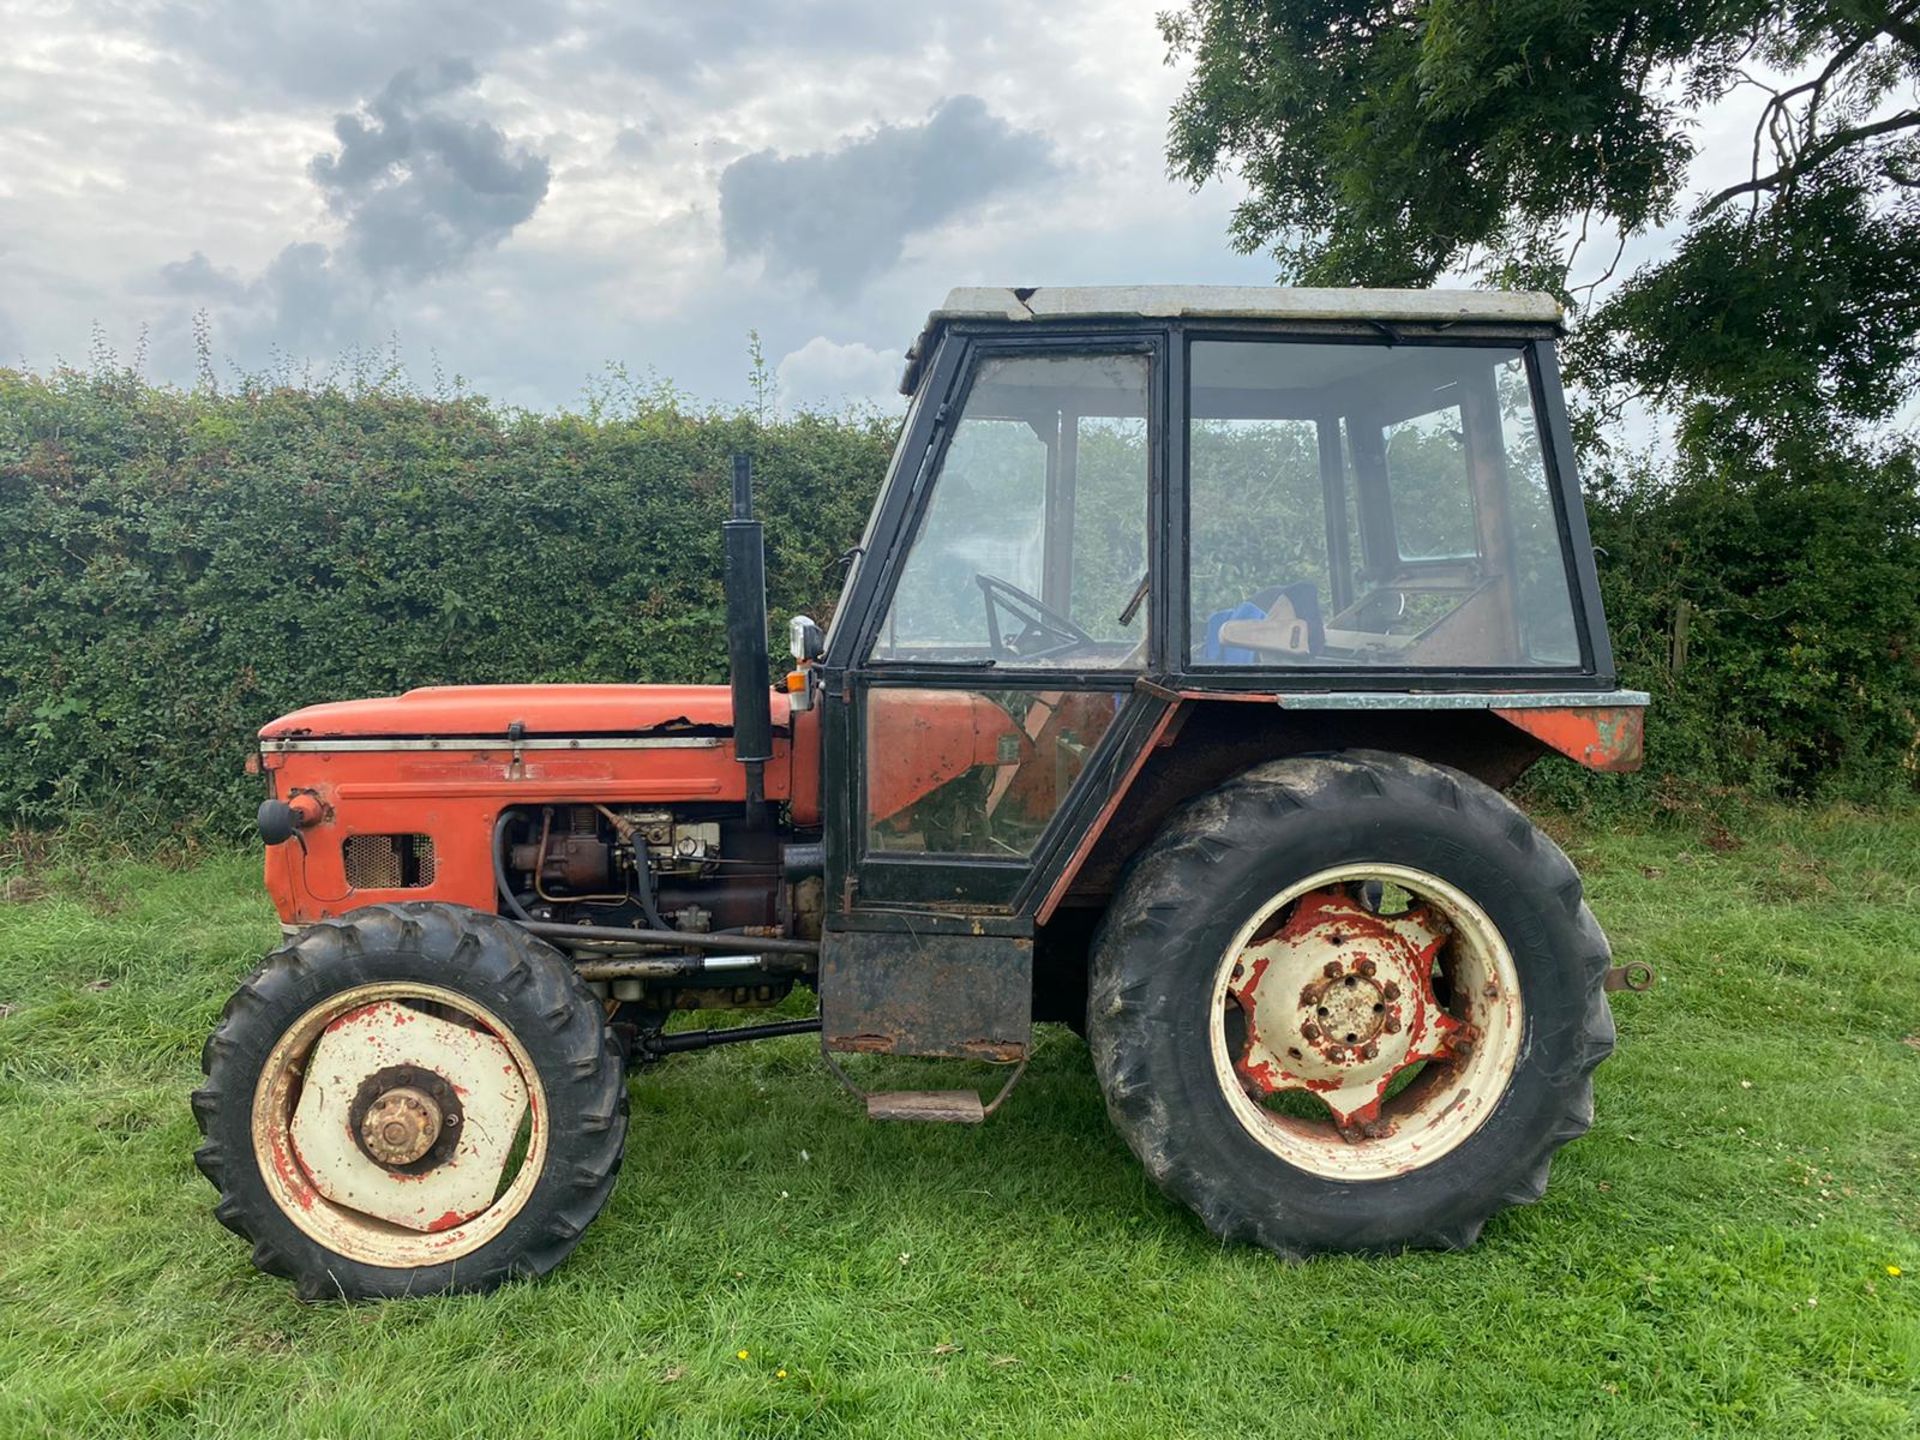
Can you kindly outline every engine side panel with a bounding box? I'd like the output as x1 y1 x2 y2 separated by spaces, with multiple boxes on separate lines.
261 729 812 925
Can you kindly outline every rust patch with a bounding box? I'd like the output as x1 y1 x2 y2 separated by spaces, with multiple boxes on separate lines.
960 1040 1026 1062
1493 705 1644 773
1226 889 1462 1128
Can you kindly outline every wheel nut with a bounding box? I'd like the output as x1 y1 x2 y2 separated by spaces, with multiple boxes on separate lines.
1361 1042 1379 1060
1301 1023 1321 1041
1384 1015 1401 1034
1327 1046 1347 1062
1382 982 1400 1001
1357 958 1377 977
1323 961 1342 979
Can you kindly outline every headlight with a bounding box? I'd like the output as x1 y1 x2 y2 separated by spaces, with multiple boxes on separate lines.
789 614 824 662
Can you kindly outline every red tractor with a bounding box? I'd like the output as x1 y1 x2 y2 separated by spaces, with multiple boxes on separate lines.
194 287 1650 1298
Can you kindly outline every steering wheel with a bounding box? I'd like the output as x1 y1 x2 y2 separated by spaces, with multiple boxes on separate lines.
975 573 1094 662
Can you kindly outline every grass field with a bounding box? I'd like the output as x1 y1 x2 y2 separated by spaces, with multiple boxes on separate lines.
1 807 1918 1438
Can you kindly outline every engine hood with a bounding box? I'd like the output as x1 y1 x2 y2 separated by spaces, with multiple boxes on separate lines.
259 684 791 740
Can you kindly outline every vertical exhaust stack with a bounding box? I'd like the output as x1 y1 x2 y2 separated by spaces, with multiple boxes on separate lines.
724 452 774 825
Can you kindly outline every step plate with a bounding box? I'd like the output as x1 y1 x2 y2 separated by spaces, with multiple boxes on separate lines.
866 1090 986 1124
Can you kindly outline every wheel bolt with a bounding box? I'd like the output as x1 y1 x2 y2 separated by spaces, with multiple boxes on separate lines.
1327 1046 1348 1063
1384 1015 1401 1034
1323 961 1342 979
1382 982 1400 1001
1357 958 1377 977
1361 1042 1379 1060
1301 1023 1321 1041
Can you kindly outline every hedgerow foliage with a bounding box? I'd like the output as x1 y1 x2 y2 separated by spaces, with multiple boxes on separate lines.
1551 433 1920 810
0 367 892 836
1 365 1914 837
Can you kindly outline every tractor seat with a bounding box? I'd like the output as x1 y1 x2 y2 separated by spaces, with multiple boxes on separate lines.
1203 582 1326 663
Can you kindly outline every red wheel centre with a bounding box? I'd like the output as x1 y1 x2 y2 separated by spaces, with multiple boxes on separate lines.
1227 888 1469 1133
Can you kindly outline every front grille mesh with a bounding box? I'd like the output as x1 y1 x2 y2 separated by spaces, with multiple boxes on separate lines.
342 834 435 889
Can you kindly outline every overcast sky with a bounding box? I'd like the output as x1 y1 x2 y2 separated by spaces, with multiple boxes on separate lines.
1 2 1767 416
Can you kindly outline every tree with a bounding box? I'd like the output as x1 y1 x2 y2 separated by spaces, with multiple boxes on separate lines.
1160 1 1920 443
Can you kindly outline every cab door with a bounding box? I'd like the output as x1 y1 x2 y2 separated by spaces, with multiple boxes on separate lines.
816 334 1164 1058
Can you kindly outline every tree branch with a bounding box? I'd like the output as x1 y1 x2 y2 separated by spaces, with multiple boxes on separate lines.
1702 109 1920 212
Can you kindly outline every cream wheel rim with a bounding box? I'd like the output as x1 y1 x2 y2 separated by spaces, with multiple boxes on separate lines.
250 981 547 1268
1207 864 1524 1182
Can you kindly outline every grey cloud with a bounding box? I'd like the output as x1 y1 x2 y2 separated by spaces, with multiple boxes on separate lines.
310 60 551 282
158 242 361 354
160 251 248 301
719 96 1058 298
611 123 658 163
144 62 546 377
138 0 572 103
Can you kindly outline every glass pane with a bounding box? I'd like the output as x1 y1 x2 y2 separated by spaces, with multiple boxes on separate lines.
1188 341 1581 669
1188 416 1332 659
866 688 1124 856
1384 408 1477 560
873 353 1149 669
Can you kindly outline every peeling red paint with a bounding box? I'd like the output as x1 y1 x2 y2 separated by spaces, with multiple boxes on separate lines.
426 1210 466 1233
1227 887 1470 1128
321 1002 386 1037
1493 704 1644 772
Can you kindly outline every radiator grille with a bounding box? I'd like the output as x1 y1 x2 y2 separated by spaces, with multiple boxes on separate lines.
342 834 435 889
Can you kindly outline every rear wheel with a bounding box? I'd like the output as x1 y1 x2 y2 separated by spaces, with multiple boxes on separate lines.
1087 751 1614 1255
192 903 626 1299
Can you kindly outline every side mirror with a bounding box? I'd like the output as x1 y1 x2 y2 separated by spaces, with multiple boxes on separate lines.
789 614 825 662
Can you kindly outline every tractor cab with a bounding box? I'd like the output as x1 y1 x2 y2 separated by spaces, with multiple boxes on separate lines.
813 290 1632 1061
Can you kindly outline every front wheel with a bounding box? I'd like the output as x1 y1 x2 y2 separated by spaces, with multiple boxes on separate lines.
1087 751 1615 1255
192 903 626 1299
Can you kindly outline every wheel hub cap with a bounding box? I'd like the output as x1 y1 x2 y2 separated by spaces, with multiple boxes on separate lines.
288 1000 529 1233
1228 888 1469 1135
360 1086 442 1166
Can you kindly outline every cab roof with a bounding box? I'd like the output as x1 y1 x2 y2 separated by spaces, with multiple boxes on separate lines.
900 285 1564 395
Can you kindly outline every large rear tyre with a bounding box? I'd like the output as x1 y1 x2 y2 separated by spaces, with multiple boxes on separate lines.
192 903 626 1299
1087 751 1614 1256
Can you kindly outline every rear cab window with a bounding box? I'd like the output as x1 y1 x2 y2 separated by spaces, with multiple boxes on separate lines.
1188 340 1582 670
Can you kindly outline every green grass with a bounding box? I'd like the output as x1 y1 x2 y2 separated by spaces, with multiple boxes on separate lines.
1 808 1918 1438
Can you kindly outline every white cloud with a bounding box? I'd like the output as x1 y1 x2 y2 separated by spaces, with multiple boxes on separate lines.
775 337 905 413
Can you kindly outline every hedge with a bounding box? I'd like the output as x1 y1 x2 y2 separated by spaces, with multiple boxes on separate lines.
1 367 1914 838
0 370 892 835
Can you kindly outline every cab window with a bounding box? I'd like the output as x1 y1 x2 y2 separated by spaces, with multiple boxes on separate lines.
873 352 1150 669
1188 341 1581 669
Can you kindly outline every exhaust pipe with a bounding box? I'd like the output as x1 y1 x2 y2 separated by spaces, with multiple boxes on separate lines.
724 452 774 825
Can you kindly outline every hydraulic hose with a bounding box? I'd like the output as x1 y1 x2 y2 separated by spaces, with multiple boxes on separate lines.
492 810 536 922
627 833 669 932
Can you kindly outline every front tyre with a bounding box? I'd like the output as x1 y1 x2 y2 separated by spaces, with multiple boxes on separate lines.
192 903 626 1299
1087 751 1615 1256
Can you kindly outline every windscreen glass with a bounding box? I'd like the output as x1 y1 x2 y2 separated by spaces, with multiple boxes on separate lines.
873 352 1150 669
